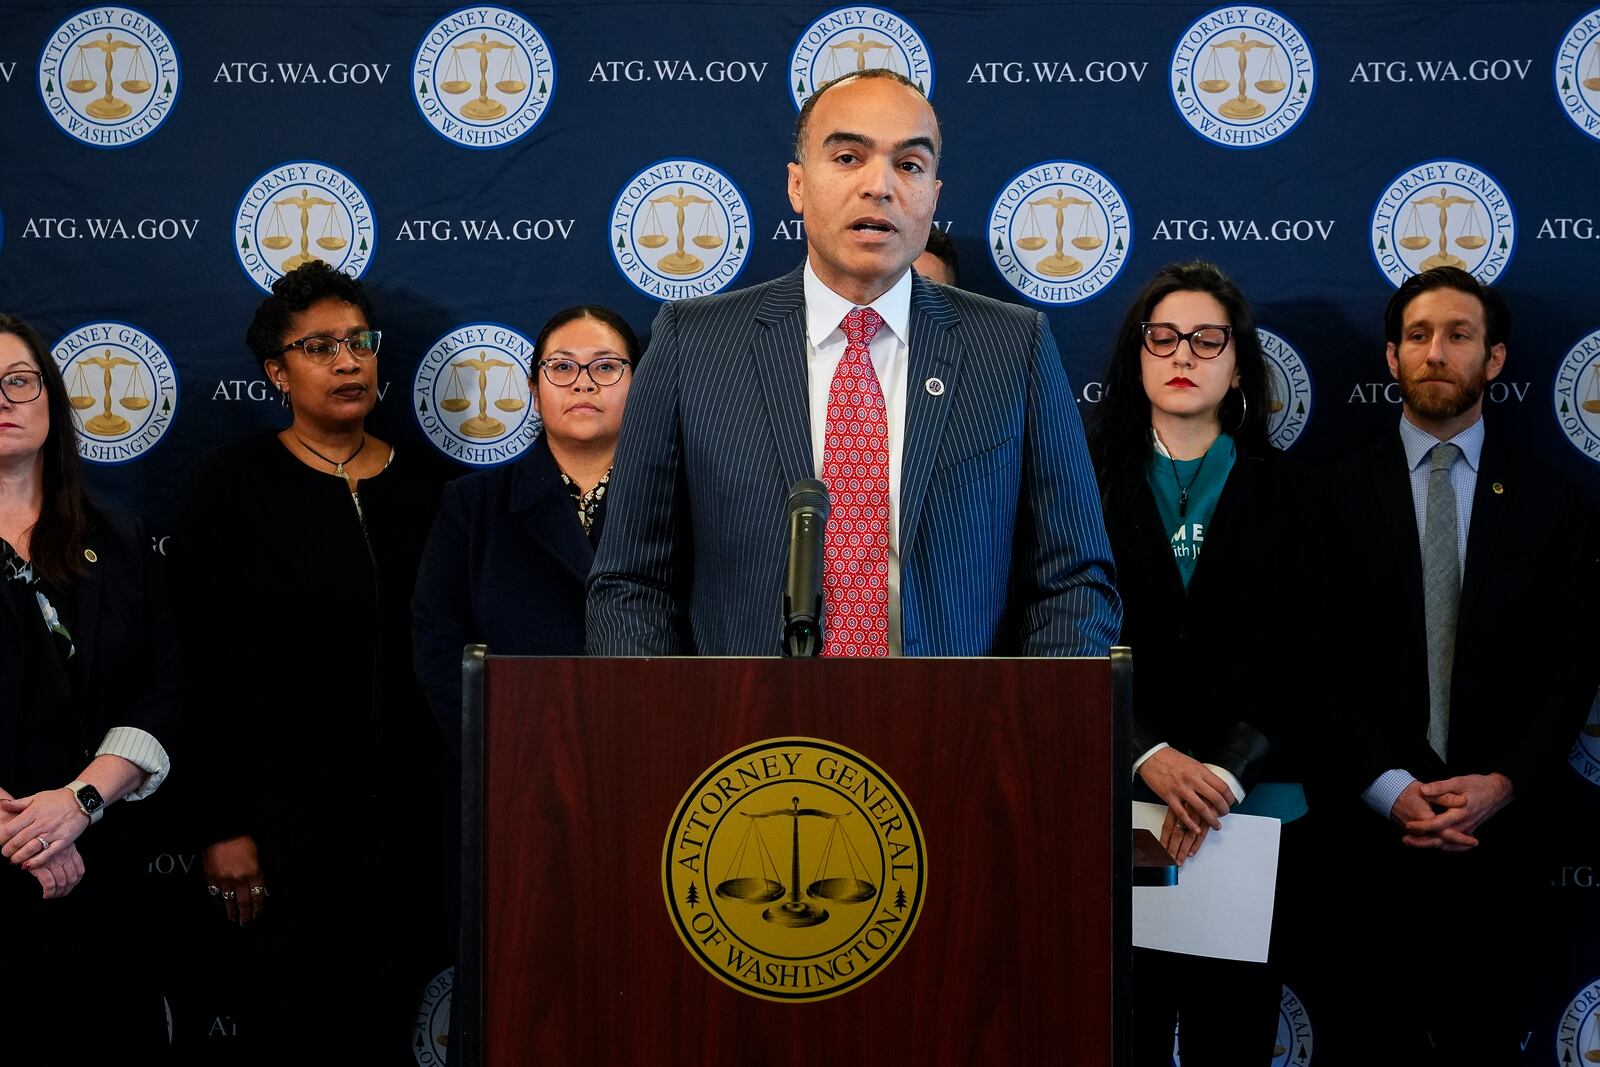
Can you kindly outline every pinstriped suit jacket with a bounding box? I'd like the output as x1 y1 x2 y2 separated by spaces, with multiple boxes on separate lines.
586 265 1121 656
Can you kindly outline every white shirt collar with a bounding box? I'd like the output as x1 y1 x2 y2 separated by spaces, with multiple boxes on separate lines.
802 259 912 349
1398 412 1485 473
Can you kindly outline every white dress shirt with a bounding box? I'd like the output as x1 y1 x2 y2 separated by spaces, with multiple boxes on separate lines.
802 260 911 654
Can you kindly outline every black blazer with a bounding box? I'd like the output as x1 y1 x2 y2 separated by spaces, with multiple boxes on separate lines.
0 507 182 793
412 435 596 755
1318 428 1599 801
1106 444 1298 790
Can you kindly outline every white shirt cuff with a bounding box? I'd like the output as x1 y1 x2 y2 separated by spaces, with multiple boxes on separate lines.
96 727 171 800
1362 768 1417 819
1132 742 1169 779
1203 763 1246 806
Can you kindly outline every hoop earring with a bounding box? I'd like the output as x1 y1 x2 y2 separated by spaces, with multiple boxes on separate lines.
1231 387 1247 433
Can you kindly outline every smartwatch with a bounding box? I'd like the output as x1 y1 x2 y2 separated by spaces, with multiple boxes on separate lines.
66 780 105 825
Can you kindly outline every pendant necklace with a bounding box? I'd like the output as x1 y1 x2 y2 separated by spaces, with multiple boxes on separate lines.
294 431 365 486
1169 448 1209 518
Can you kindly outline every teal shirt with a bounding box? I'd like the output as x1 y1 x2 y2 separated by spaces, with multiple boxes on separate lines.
1145 433 1236 590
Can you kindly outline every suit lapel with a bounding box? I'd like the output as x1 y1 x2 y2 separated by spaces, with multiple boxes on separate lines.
899 275 963 553
512 440 595 583
69 538 106 687
1186 447 1255 603
1376 432 1428 648
750 265 814 490
1457 431 1508 630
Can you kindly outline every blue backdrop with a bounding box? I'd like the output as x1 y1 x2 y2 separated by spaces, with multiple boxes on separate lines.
2 1 1598 1062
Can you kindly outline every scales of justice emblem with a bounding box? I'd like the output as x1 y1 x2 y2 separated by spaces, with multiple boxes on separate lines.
1193 30 1289 119
1393 185 1492 272
437 31 529 119
434 351 526 439
62 31 155 119
637 186 728 277
714 795 879 927
257 188 351 272
1013 189 1106 279
67 349 152 436
664 739 925 1001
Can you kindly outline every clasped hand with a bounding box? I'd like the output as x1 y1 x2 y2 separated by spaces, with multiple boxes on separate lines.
1391 772 1513 851
0 786 88 898
1138 748 1237 865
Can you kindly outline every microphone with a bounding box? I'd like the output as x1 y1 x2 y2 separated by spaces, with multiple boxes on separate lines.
782 478 831 658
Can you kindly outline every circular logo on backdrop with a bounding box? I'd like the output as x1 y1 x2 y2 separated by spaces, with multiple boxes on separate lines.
411 966 451 1066
1555 327 1600 467
1569 689 1600 787
610 159 752 301
1369 159 1515 288
1169 6 1316 148
987 160 1132 306
1557 978 1600 1064
37 6 180 148
789 6 934 109
1555 8 1600 143
1259 327 1311 450
663 737 926 1002
414 322 540 466
412 6 555 149
51 321 178 464
1173 983 1314 1065
234 161 377 294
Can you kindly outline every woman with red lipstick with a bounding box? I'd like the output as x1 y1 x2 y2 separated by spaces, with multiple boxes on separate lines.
0 313 181 1060
1090 262 1305 1065
172 263 450 1062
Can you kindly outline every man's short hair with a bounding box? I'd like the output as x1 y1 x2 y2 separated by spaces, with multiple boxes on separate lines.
792 68 941 164
1383 266 1509 349
922 227 959 286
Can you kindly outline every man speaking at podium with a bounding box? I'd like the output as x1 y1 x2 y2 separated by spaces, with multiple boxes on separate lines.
588 69 1119 657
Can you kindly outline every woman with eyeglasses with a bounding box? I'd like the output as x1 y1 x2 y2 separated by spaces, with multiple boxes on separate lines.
171 262 450 1062
410 304 638 999
1088 262 1307 1066
0 313 181 1059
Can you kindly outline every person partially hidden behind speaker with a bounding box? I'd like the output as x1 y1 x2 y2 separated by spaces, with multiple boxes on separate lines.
1310 267 1598 1063
171 263 451 1063
587 68 1119 658
0 312 180 1063
1088 263 1307 1066
412 303 639 958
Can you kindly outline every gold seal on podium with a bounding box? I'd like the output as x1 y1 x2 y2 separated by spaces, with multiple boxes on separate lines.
664 737 926 1002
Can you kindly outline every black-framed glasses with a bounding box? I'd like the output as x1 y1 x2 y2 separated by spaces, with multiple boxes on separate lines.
538 357 632 387
1140 323 1232 359
0 369 44 403
280 329 382 365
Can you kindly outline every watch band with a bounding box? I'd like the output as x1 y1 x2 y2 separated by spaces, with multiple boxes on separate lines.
66 779 105 825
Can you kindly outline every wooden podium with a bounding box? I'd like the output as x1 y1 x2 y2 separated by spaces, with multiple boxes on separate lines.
459 652 1131 1067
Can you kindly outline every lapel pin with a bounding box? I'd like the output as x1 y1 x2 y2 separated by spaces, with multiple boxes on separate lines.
1492 482 1504 495
925 377 945 397
83 548 98 563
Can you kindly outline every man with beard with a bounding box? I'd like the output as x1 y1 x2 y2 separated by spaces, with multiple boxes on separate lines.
1310 267 1597 1062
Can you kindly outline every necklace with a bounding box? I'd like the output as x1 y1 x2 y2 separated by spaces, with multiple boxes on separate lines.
293 431 365 481
1169 447 1210 518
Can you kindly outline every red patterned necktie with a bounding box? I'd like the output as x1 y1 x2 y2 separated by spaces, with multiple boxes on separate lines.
821 306 890 657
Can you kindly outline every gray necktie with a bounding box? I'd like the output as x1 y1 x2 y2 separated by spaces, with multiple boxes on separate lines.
1422 442 1462 761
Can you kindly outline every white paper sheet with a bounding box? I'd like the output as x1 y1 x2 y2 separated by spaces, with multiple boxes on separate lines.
1131 800 1281 963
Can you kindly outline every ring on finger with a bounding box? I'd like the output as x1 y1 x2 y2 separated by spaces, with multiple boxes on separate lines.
207 884 221 897
222 889 236 900
250 885 266 898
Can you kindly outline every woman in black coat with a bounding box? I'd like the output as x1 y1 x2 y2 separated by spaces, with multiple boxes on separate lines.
0 313 181 1062
412 304 641 740
1089 263 1305 1066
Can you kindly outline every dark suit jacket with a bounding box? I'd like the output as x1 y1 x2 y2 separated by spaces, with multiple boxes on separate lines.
413 435 594 755
0 507 182 794
587 266 1120 656
1107 445 1299 789
1319 427 1598 805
